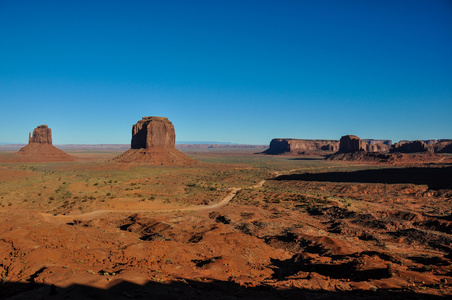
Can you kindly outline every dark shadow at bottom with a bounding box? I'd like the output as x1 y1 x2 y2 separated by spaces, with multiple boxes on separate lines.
0 278 446 300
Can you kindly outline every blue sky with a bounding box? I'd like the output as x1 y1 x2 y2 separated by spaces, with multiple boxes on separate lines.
1 0 451 144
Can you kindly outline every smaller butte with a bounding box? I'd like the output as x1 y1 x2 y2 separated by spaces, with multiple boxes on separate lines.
113 116 196 166
16 125 75 162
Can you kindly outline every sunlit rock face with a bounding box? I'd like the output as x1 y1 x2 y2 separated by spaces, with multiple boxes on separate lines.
131 117 175 149
29 125 52 144
265 139 339 154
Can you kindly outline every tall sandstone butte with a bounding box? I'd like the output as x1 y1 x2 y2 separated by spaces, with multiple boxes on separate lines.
338 135 366 153
29 125 52 144
16 125 74 162
114 116 195 165
131 117 175 149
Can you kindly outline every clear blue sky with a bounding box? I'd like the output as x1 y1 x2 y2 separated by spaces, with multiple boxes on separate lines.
1 0 451 144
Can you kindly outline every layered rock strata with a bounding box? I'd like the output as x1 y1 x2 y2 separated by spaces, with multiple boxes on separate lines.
131 117 175 149
114 116 195 165
264 139 339 155
390 140 430 153
338 135 366 153
17 125 74 162
29 125 53 144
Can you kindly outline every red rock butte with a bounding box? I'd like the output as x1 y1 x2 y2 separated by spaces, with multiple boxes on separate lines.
338 135 366 153
131 116 175 149
29 125 53 144
114 116 195 165
16 125 75 162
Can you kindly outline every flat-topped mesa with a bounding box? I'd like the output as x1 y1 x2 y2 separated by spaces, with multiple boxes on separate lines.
114 116 195 165
264 138 339 154
29 125 52 144
131 116 175 149
338 135 366 153
434 140 452 153
390 140 430 153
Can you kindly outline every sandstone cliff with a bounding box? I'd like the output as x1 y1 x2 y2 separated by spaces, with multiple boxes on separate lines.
28 125 52 144
390 140 430 153
114 116 195 166
16 125 74 162
264 139 339 155
131 117 175 149
433 140 452 153
338 135 366 153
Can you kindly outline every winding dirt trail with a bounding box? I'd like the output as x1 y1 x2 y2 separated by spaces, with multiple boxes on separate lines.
39 187 244 222
38 170 297 223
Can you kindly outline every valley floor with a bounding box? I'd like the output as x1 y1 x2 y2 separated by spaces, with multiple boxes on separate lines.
0 149 451 299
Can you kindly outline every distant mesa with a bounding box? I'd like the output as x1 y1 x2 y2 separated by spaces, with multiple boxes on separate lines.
264 139 339 155
434 140 452 153
16 125 75 162
362 139 392 152
327 134 452 164
390 140 430 153
263 136 393 155
113 116 196 165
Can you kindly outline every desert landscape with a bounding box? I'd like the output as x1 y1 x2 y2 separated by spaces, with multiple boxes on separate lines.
0 119 451 299
1 1 451 299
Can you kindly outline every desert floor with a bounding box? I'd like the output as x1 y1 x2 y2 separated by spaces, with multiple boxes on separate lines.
0 148 451 299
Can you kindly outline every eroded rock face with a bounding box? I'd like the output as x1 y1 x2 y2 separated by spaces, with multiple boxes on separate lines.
338 135 366 153
432 140 452 153
131 117 175 149
390 141 429 153
114 116 195 165
17 125 74 162
265 139 339 154
29 125 52 144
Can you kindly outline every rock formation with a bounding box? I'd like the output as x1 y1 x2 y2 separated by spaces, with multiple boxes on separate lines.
366 143 391 153
114 116 195 165
433 140 452 153
362 139 392 153
16 125 75 162
28 125 52 144
264 139 339 155
264 137 395 155
390 140 430 153
338 135 366 153
131 117 175 149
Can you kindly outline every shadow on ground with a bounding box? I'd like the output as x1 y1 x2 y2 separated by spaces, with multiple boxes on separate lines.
0 279 446 300
273 166 452 190
270 255 390 282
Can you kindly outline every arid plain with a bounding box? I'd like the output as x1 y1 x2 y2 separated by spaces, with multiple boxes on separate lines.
0 144 452 299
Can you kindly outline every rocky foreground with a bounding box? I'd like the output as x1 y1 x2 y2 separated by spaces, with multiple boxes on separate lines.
0 161 451 299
